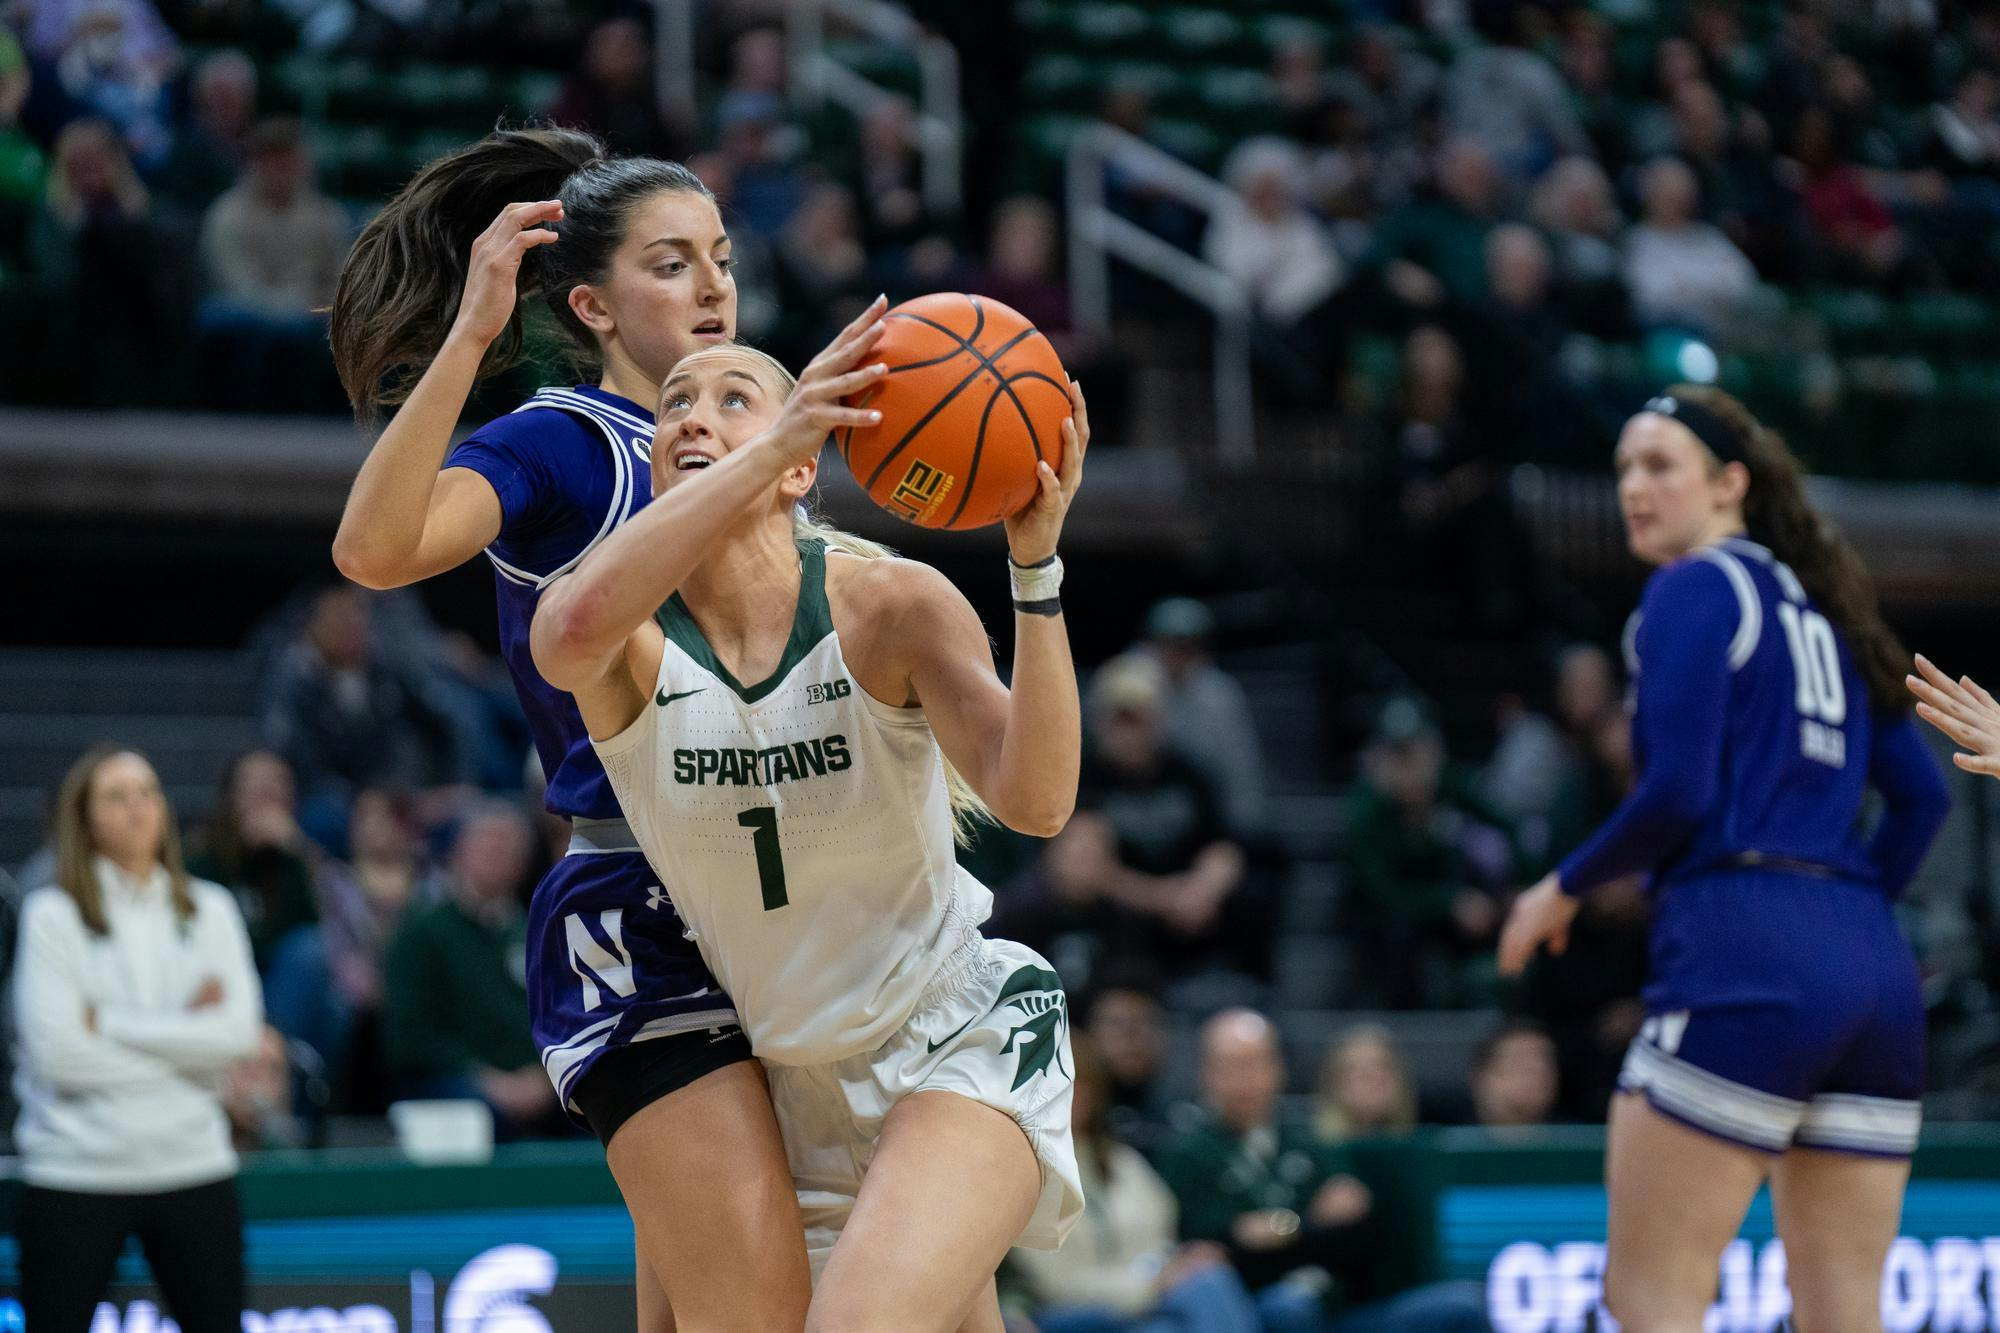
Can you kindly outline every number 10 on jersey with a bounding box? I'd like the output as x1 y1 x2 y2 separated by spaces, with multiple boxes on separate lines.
737 807 790 910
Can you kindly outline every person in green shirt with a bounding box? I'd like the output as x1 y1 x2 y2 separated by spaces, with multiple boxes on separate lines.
384 802 560 1138
1153 1010 1491 1332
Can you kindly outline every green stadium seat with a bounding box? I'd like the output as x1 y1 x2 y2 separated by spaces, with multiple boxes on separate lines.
1194 67 1286 138
1100 60 1188 104
509 70 565 118
1249 14 1339 58
1149 116 1226 171
1155 8 1258 66
1022 55 1097 112
1070 3 1152 56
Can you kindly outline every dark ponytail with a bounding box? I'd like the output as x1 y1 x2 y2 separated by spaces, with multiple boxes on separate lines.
1668 384 1912 713
330 126 714 423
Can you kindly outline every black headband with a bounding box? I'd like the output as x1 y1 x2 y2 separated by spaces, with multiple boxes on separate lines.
1640 393 1744 464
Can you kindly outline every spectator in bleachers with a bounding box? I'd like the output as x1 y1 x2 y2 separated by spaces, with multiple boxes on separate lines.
27 115 192 404
1441 0 1587 183
260 584 467 840
158 49 254 211
1483 643 1618 869
1206 137 1348 406
550 16 679 161
383 801 559 1138
196 118 347 311
1468 1019 1560 1132
315 786 433 1101
1369 136 1501 309
967 195 1081 358
187 749 321 975
45 0 177 170
1925 69 2000 203
1013 1036 1263 1333
1134 598 1267 838
12 745 261 1333
1328 24 1440 162
1343 696 1517 1009
774 180 874 360
1082 971 1173 1150
0 31 47 248
195 118 350 410
1665 81 1797 280
1314 1024 1419 1142
1620 157 1759 333
1557 13 1627 169
1157 1009 1491 1332
1786 104 1928 291
1272 35 1331 141
1527 156 1630 340
1382 324 1534 629
854 97 936 253
1076 654 1263 983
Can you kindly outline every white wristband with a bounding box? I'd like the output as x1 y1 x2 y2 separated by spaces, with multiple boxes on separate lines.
1009 554 1064 612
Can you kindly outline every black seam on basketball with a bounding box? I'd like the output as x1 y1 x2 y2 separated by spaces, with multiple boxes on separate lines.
996 368 1067 466
860 326 1040 491
942 378 1011 528
882 299 987 374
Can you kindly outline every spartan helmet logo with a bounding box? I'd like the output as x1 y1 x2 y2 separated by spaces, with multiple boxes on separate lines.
994 966 1071 1092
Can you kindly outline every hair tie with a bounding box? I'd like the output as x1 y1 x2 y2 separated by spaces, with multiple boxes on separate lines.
1640 393 1745 465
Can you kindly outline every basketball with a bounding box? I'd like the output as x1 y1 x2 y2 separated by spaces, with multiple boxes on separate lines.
836 292 1071 531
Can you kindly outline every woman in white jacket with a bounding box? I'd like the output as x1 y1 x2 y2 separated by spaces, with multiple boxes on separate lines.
11 746 264 1333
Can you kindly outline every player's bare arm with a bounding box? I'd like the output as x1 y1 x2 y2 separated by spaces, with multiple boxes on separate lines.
332 200 563 588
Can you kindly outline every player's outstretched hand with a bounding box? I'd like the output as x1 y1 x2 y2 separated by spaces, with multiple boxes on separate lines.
1004 378 1090 567
1908 654 2000 779
758 295 890 470
451 200 564 347
1497 873 1580 978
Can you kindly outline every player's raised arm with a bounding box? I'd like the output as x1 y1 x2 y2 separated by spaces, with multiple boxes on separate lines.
329 197 568 588
1908 653 2000 778
899 381 1091 837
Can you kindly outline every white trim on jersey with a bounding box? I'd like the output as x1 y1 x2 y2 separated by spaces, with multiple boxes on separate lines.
1795 1090 1922 1156
481 389 646 591
1620 1037 1802 1152
1694 546 1763 671
1723 536 1810 605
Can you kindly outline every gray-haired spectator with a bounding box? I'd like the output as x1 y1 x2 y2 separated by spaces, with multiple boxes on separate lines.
1621 158 1758 333
1205 137 1346 328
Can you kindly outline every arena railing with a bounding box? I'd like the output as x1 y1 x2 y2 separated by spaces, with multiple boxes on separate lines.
785 0 965 223
1064 122 1256 467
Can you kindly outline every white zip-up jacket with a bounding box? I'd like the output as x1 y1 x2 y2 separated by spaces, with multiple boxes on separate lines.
11 859 263 1192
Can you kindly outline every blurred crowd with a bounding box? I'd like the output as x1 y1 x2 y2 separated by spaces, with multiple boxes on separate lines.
0 570 1630 1326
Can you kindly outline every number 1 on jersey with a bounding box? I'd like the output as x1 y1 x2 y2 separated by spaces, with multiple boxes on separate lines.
736 807 790 910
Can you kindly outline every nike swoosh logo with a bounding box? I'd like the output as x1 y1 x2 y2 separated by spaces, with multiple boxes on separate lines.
926 1014 977 1054
656 687 706 707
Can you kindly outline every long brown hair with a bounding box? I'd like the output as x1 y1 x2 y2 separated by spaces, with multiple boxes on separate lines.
54 746 195 936
330 126 715 422
1663 384 1911 713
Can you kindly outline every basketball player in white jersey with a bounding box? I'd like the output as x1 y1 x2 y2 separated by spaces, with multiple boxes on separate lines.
529 305 1088 1331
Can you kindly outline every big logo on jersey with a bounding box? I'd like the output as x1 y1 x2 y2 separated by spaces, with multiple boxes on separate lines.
994 965 1071 1092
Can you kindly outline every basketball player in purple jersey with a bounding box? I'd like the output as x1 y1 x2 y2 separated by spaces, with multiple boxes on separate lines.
329 128 821 1330
1499 387 1950 1333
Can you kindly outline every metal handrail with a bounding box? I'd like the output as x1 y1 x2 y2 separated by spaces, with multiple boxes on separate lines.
1064 122 1256 466
789 0 964 222
653 0 697 129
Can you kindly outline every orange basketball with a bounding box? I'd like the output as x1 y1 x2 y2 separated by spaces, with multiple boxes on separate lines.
837 292 1070 531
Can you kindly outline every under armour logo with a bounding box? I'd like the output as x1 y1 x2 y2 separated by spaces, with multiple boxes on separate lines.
645 886 667 912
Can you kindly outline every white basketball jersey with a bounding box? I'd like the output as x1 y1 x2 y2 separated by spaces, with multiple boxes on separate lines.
593 541 994 1066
